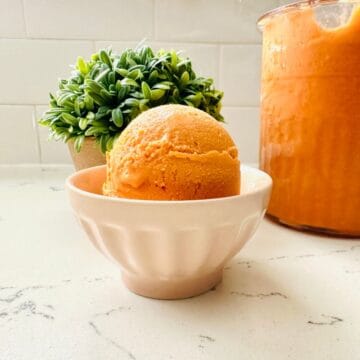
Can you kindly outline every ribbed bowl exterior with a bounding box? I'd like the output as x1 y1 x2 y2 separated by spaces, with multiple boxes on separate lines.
66 165 272 299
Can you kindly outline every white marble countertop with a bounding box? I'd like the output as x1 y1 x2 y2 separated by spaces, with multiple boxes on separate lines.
0 165 359 360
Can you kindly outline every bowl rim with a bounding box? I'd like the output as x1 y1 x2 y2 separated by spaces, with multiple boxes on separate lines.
65 164 272 206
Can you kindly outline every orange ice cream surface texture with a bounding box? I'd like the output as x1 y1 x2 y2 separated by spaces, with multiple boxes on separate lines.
103 105 240 200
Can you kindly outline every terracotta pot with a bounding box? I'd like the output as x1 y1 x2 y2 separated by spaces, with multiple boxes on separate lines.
68 137 106 171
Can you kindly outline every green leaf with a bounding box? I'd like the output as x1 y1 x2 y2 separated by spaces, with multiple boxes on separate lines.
177 58 191 68
61 113 78 126
76 57 89 75
87 91 107 106
57 92 75 107
74 99 81 116
111 108 124 127
106 136 115 151
180 71 189 85
172 88 179 98
117 86 128 100
92 118 109 127
95 68 110 82
121 78 139 87
86 111 95 121
95 106 111 119
152 81 172 90
79 117 88 130
138 45 153 62
127 69 142 80
141 81 151 99
124 98 140 107
115 80 122 91
129 107 140 118
66 83 80 92
139 99 149 112
85 126 107 136
84 96 94 110
185 93 202 107
74 135 85 152
119 52 127 67
184 99 194 107
150 89 165 101
126 56 137 67
85 79 105 93
115 68 128 77
171 51 178 69
100 134 109 153
131 91 144 99
100 89 113 101
91 52 99 61
84 127 95 136
107 71 116 84
148 70 159 83
109 125 118 132
38 118 50 126
49 93 58 107
99 50 112 68
45 107 66 115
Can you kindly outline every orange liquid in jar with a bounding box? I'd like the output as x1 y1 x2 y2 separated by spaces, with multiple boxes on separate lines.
260 3 360 236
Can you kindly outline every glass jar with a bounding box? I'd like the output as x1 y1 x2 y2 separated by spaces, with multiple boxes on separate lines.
258 0 360 237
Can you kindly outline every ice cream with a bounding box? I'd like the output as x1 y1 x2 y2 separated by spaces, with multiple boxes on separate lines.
103 104 240 200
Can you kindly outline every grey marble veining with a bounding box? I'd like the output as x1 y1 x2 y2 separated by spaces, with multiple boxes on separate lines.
0 165 359 360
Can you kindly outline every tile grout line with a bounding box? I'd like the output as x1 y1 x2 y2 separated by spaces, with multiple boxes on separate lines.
0 103 48 107
32 105 42 164
216 43 221 89
153 0 157 41
222 105 259 109
20 0 28 37
0 36 261 46
0 103 259 108
218 44 223 90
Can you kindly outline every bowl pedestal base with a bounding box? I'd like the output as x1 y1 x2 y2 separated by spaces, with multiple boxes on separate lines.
122 269 223 300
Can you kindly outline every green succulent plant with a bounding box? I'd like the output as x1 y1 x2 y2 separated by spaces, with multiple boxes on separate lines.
39 45 224 153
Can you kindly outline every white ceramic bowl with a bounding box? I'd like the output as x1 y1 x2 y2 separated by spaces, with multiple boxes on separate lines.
66 165 272 299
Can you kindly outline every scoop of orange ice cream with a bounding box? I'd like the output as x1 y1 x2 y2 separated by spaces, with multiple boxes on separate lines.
103 104 240 200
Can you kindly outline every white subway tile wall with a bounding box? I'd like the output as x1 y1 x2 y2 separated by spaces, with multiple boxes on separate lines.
0 106 38 163
0 40 94 104
23 0 154 40
0 0 25 38
155 0 279 43
0 0 284 164
222 107 260 163
221 45 262 106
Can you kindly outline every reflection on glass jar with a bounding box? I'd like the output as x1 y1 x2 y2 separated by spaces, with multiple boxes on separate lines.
258 0 360 237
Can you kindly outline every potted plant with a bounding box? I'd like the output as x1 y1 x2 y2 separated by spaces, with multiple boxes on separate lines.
39 45 224 170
